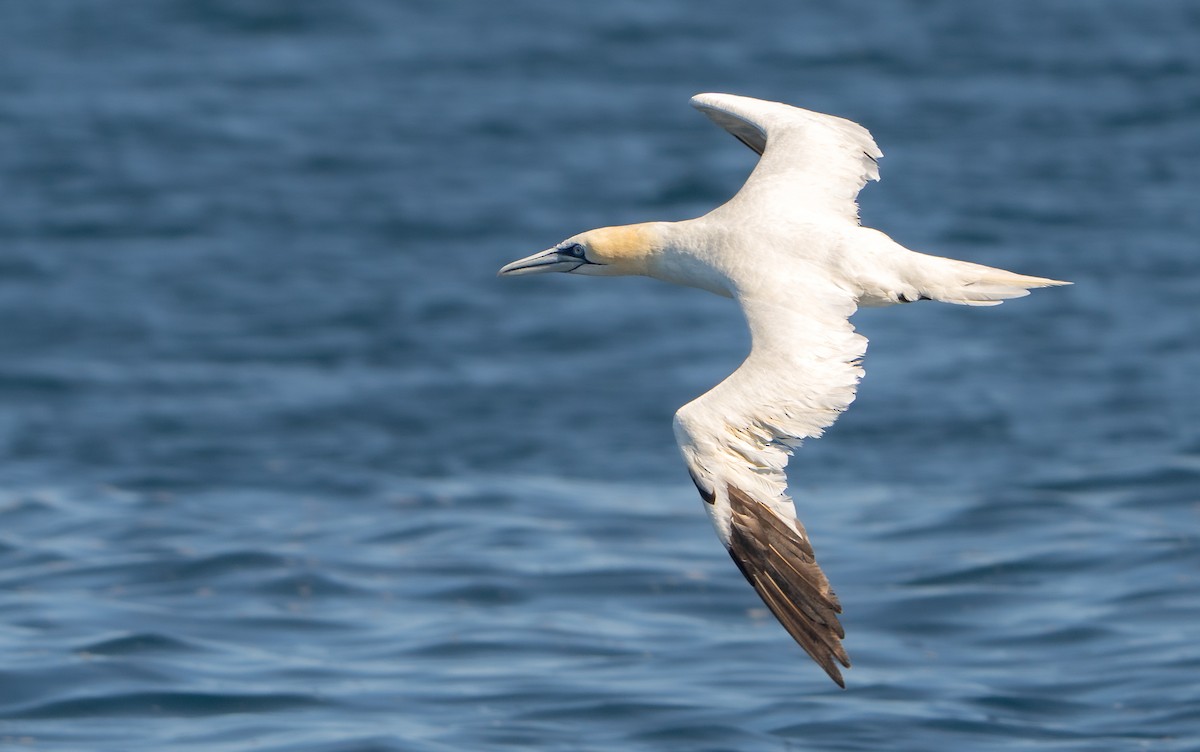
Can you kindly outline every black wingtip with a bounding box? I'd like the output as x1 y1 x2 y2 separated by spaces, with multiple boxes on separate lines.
724 484 850 688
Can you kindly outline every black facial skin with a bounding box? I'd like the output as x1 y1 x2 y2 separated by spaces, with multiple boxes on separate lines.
559 243 587 260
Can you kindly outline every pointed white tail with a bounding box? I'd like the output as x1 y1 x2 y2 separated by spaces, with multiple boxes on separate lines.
914 255 1071 307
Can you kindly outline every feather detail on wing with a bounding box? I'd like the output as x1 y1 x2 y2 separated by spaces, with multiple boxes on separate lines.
673 283 865 685
691 92 883 223
727 484 850 687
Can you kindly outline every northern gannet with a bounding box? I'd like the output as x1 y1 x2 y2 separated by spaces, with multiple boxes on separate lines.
499 93 1068 687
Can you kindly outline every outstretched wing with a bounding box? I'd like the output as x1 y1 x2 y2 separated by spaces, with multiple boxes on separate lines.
691 92 883 223
673 284 866 687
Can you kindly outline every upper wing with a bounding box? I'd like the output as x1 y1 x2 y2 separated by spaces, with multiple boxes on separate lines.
673 284 866 687
691 93 883 223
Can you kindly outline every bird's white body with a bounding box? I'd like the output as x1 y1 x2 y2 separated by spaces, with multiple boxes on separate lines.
500 93 1068 686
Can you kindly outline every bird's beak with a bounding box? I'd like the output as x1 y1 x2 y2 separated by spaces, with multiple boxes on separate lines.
498 248 582 277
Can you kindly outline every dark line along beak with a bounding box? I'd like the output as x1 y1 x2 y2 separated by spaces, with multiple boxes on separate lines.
498 248 584 277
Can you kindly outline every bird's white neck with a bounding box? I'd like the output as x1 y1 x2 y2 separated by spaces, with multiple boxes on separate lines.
643 220 736 298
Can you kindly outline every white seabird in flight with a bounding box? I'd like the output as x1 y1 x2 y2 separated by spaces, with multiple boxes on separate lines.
499 93 1068 687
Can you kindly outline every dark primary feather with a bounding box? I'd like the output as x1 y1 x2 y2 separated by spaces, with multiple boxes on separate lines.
692 100 767 155
725 484 850 687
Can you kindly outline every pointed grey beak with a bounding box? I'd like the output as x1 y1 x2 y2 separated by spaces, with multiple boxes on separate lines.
498 248 583 277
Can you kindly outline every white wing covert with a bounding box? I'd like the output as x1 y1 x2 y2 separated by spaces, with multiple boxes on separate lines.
673 284 866 686
691 93 883 223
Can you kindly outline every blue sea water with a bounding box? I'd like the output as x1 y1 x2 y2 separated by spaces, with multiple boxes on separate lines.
1 1 1198 750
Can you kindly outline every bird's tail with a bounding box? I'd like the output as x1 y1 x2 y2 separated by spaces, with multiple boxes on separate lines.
909 253 1071 307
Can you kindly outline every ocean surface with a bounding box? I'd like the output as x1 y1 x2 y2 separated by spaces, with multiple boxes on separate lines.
1 1 1198 750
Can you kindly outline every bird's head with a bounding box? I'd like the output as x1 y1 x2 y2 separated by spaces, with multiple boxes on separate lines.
498 223 661 278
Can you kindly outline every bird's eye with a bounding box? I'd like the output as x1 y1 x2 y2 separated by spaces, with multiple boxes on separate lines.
560 243 587 259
